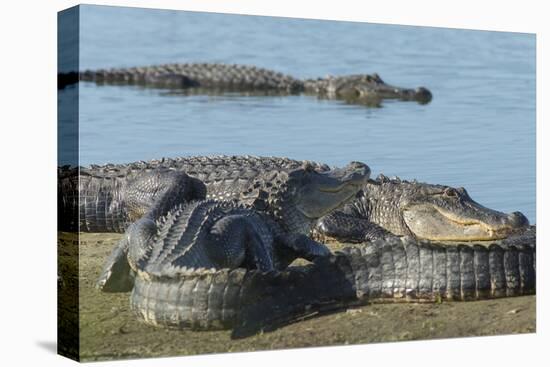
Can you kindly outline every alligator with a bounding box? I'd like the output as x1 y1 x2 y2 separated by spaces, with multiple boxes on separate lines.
96 161 369 295
104 205 536 337
58 156 530 244
58 155 332 233
314 174 530 243
58 63 433 106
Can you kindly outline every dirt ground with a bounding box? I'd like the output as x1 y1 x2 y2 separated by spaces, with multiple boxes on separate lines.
58 232 536 362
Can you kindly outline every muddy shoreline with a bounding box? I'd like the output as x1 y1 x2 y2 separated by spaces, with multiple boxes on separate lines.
59 232 535 362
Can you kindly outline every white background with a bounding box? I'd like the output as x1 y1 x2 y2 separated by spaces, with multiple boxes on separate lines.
0 1 547 366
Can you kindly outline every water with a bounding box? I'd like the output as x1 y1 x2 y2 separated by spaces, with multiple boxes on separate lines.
60 5 536 222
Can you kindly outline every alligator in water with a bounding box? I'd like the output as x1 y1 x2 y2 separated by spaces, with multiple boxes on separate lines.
58 156 530 243
314 174 530 243
58 63 432 106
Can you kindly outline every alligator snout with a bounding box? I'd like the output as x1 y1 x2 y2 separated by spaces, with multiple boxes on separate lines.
342 161 371 184
414 87 432 104
324 161 370 186
506 211 529 228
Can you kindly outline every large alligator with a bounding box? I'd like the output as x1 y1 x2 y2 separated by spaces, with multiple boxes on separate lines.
58 155 331 233
314 174 530 243
104 200 536 337
58 63 432 106
58 156 530 243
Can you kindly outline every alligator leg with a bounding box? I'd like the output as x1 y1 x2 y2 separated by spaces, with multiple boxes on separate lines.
96 170 205 289
273 233 332 268
96 236 135 292
314 211 397 243
97 216 158 292
208 215 276 271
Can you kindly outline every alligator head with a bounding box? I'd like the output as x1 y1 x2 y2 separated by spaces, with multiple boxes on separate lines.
362 175 529 241
327 74 432 105
241 161 370 233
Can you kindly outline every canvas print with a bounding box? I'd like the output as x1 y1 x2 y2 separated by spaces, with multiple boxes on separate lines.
57 4 536 362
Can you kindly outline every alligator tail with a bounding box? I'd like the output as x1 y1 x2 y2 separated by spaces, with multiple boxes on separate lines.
129 239 535 338
129 259 358 336
350 239 535 302
61 64 305 92
130 269 251 331
58 168 128 233
234 239 535 337
79 68 197 89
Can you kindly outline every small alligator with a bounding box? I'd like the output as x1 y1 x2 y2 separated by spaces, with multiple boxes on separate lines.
58 63 432 106
314 174 530 243
58 156 530 243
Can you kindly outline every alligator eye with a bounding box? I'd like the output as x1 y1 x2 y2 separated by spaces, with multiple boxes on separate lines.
339 87 361 99
444 188 458 197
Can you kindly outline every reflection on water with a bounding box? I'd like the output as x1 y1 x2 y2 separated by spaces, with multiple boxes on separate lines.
62 5 535 222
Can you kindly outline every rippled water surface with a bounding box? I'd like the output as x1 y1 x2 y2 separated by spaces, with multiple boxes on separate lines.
59 5 536 222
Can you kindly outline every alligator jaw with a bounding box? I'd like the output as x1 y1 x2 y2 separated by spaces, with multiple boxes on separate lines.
296 162 370 219
317 178 365 194
355 84 432 104
303 188 361 220
411 87 432 104
403 204 529 241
